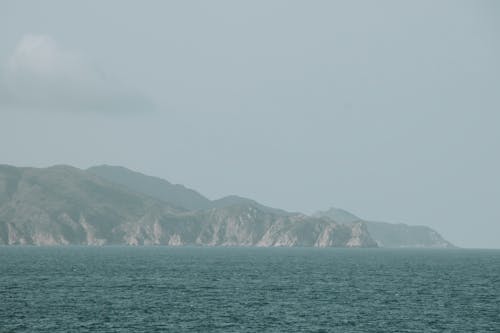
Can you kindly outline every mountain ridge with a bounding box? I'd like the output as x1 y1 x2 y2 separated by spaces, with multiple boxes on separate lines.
86 165 454 248
315 207 454 248
0 164 377 247
87 165 293 215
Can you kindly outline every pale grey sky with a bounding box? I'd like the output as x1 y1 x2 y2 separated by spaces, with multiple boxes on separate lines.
1 0 499 248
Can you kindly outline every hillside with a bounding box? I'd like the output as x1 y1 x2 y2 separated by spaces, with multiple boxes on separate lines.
86 165 454 248
315 207 454 248
87 165 212 211
0 165 376 247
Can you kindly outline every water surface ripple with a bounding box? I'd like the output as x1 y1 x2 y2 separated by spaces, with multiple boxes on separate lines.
1 247 499 332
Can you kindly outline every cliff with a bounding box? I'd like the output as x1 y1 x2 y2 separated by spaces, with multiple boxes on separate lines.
315 207 454 248
0 165 377 247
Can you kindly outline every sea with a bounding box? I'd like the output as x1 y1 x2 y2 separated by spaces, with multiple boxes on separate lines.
1 247 499 332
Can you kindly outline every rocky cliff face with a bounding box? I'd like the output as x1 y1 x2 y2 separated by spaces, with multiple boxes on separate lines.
315 207 454 248
0 165 377 247
0 165 180 245
112 207 377 248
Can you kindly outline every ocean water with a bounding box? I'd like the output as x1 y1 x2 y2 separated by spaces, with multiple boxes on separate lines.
0 247 499 332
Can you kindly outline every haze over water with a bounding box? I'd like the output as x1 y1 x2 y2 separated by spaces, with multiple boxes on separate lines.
1 2 499 332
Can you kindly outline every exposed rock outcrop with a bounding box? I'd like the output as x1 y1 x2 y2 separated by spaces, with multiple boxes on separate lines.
0 165 377 247
315 207 454 248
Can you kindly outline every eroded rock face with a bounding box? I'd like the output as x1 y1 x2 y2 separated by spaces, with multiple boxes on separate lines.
315 207 455 248
0 165 377 247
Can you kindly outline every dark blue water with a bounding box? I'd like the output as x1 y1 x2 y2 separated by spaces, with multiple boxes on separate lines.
1 247 499 332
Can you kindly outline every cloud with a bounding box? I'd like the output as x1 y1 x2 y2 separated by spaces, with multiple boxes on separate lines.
0 34 154 113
